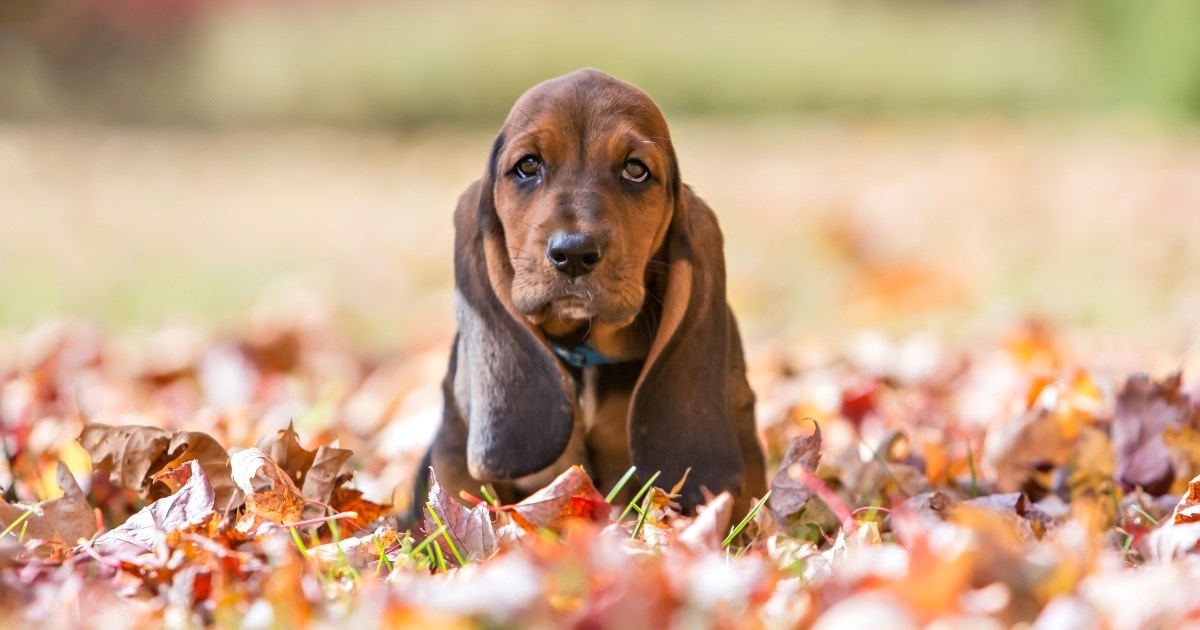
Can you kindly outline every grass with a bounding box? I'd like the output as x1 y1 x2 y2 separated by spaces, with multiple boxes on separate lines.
619 472 661 523
723 492 772 549
604 466 637 504
1 506 35 540
425 501 467 566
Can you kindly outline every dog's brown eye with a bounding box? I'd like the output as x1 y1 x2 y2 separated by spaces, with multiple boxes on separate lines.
515 156 541 179
622 159 649 183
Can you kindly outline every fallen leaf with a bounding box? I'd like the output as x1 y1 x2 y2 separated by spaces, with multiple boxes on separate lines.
510 465 609 531
80 423 235 508
92 460 216 560
768 422 822 521
331 486 391 530
892 490 955 526
1113 373 1190 495
40 460 98 544
422 470 497 565
78 424 172 495
158 431 236 509
0 460 97 544
1167 473 1200 525
300 445 353 519
678 492 734 552
231 448 306 534
255 421 317 489
309 526 401 566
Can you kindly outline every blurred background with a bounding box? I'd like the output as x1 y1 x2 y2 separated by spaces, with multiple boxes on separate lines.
2 0 1199 361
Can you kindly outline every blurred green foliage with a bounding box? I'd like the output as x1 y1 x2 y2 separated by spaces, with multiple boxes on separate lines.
1 0 1198 123
1081 0 1200 118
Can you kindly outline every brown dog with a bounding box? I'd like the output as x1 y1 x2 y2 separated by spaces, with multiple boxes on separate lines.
421 69 766 517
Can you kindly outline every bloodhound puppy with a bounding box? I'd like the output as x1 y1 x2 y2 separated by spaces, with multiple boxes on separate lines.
422 68 766 517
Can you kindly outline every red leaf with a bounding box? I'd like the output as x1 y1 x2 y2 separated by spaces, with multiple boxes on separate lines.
510 465 609 531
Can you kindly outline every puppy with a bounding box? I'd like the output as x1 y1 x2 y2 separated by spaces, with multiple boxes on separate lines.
422 69 766 517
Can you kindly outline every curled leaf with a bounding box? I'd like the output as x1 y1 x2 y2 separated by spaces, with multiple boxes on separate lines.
232 448 306 534
510 465 609 531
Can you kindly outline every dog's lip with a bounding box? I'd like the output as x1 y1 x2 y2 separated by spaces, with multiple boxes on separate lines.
551 297 594 320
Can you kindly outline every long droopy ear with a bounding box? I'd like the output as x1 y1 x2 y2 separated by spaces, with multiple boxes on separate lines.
629 186 745 509
451 136 575 481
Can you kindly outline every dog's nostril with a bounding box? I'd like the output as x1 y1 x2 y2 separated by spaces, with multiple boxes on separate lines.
546 231 603 278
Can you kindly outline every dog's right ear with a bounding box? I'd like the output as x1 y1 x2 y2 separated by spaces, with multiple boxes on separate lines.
448 134 576 481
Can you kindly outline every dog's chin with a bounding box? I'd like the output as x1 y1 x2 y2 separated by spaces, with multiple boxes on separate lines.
515 294 641 328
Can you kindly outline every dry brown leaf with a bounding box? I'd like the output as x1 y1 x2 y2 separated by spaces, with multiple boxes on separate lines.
768 422 822 521
92 460 216 560
231 448 306 534
255 423 354 520
78 424 173 495
158 431 236 508
40 460 98 544
255 421 317 488
300 445 354 519
422 470 497 565
0 460 97 544
80 423 236 508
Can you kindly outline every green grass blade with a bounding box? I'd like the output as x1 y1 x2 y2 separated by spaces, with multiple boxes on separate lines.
288 526 310 557
618 471 660 522
430 535 447 572
1 506 35 540
723 491 772 548
479 485 499 507
605 466 638 503
966 437 980 498
426 501 467 566
631 494 652 539
411 525 446 557
1131 504 1160 527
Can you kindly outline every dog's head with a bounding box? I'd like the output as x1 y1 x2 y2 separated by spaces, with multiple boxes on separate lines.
487 69 679 329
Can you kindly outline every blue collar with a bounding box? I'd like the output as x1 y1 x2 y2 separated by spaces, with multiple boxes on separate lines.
550 342 623 369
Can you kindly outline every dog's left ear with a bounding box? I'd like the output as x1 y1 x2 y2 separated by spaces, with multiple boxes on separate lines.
629 185 745 509
450 135 576 482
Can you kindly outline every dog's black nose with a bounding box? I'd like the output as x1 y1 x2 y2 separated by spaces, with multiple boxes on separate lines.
546 231 602 278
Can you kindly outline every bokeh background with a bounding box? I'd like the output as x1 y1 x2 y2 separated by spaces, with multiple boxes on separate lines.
3 0 1200 364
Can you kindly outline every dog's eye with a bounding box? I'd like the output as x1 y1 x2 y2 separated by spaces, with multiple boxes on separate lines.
622 159 649 183
515 156 541 179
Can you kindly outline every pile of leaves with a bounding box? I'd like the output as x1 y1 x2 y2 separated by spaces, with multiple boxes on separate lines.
3 316 1200 628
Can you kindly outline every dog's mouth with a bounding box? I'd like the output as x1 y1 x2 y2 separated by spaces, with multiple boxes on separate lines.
549 297 594 321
